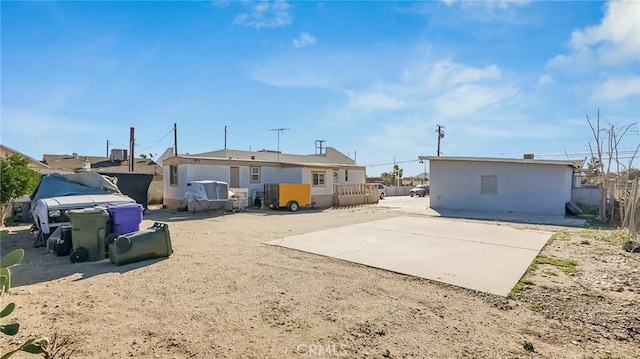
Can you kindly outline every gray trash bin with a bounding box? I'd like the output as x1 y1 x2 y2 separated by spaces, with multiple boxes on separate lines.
108 222 173 266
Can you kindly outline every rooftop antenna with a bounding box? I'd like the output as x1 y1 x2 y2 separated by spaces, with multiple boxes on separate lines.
270 128 290 162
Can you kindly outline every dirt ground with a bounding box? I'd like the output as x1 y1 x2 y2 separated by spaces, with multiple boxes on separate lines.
1 205 638 358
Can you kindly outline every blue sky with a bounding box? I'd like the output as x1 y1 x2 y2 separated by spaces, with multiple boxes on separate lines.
1 0 639 176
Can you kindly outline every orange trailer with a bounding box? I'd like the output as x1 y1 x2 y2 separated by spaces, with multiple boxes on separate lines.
263 183 312 212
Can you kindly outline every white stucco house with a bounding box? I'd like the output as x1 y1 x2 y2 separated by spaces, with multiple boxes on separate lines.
162 147 366 209
420 156 583 216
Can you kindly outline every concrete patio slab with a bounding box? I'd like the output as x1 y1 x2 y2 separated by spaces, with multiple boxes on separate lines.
378 196 586 227
265 216 552 296
426 208 587 227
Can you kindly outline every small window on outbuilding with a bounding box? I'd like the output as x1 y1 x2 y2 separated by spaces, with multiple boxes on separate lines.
250 166 261 183
345 169 349 182
480 175 497 195
333 169 339 183
169 165 178 186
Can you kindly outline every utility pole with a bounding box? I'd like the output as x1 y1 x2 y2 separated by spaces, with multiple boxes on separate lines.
436 124 445 157
129 127 135 172
173 123 178 157
270 128 290 162
224 125 228 150
393 156 397 187
354 150 357 164
106 140 110 158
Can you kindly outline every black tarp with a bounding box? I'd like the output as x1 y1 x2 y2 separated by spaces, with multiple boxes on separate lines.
98 172 153 209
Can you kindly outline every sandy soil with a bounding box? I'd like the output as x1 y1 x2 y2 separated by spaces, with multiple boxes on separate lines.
1 205 638 358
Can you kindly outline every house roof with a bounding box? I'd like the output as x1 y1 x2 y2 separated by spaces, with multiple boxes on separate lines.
419 156 583 169
43 154 161 175
192 146 355 165
0 143 56 173
163 154 366 170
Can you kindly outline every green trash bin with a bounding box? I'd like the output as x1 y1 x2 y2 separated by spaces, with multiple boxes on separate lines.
67 206 109 263
108 222 173 266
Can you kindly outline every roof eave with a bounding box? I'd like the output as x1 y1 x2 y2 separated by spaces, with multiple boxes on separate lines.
419 156 581 169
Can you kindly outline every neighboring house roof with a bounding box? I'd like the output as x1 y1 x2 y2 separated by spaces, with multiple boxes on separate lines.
155 147 175 166
419 156 583 169
0 143 56 173
193 147 355 165
42 154 161 175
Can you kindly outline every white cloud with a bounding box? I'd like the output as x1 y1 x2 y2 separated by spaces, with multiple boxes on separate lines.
429 84 520 120
1 107 114 159
442 0 530 10
536 74 553 88
347 91 406 111
410 60 501 88
246 50 366 89
247 60 336 88
2 108 110 136
571 1 639 63
591 75 640 101
249 54 514 122
362 117 433 152
548 0 640 67
234 0 292 29
292 32 316 48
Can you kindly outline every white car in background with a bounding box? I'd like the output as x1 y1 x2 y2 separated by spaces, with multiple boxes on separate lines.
376 183 386 199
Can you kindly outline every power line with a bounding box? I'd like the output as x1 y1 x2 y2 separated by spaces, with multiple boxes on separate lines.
492 148 639 158
363 159 420 167
139 127 175 153
534 150 639 158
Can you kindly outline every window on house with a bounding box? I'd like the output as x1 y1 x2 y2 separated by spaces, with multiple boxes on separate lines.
480 175 497 194
169 165 178 186
250 166 261 183
345 169 349 182
312 172 325 186
333 170 338 183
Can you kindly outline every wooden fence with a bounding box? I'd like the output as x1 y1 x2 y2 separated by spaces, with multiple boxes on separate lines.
621 178 640 240
333 184 379 206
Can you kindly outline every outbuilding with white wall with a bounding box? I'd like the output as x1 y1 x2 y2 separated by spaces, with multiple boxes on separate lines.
420 156 582 216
